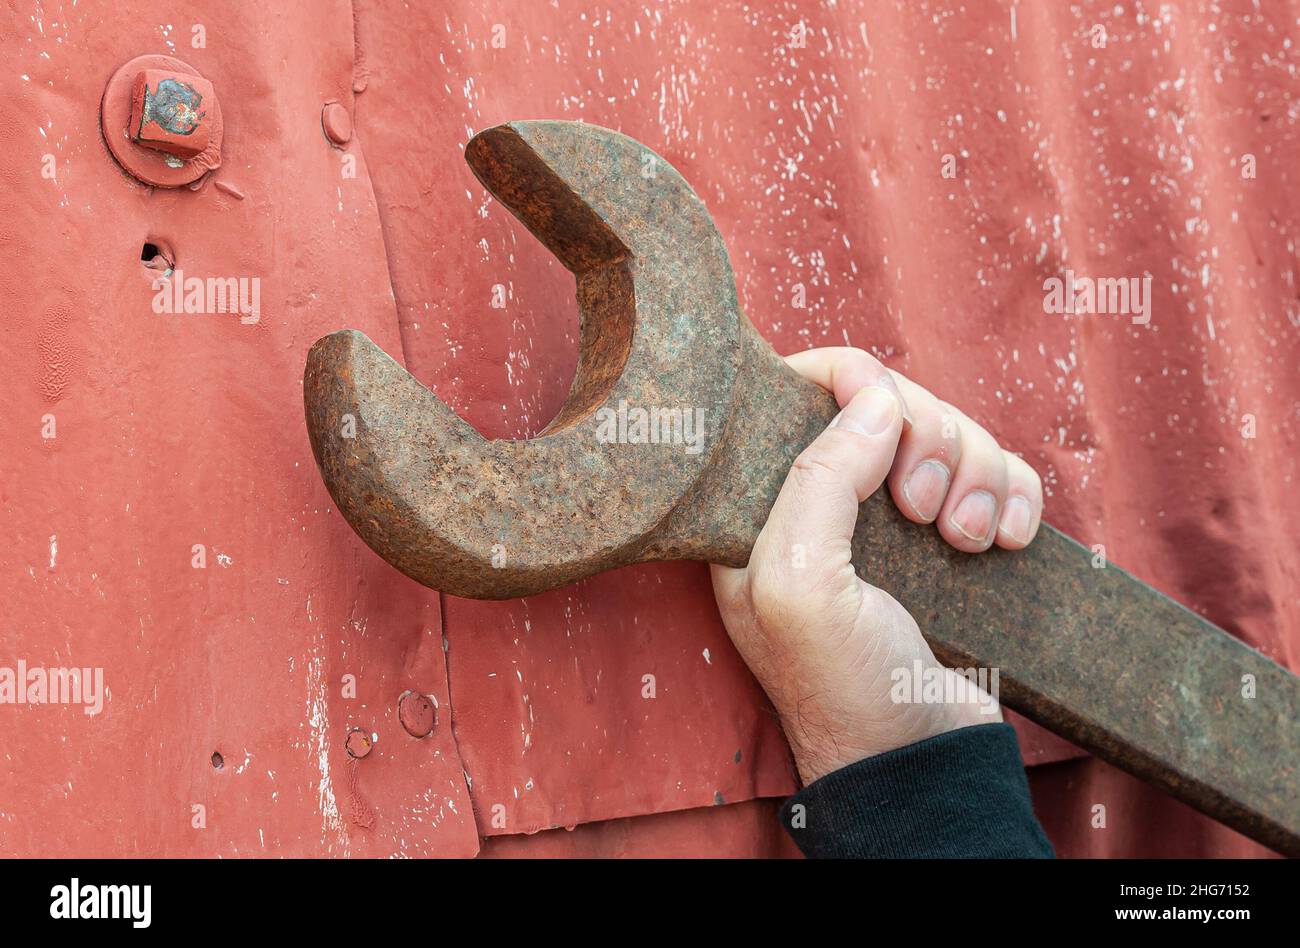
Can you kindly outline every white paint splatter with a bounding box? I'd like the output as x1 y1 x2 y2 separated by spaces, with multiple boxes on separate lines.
305 653 344 848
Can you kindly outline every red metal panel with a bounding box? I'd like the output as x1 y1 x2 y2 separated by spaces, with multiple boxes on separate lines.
351 0 1298 855
1 0 477 857
442 567 799 835
479 797 803 859
1029 757 1279 859
2 0 1295 858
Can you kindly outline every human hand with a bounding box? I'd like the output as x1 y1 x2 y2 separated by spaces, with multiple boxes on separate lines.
710 347 1044 784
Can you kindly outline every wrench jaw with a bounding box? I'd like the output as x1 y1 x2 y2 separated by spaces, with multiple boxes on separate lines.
303 328 632 600
303 329 490 595
465 123 631 273
537 258 636 436
305 120 761 597
305 326 740 598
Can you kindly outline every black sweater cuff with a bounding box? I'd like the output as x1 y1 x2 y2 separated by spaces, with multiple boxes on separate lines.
779 722 1055 858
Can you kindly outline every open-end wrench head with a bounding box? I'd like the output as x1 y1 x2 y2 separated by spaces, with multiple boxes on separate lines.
305 121 760 598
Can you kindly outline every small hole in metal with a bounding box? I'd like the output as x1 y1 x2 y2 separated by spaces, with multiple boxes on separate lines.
210 751 224 770
141 241 173 272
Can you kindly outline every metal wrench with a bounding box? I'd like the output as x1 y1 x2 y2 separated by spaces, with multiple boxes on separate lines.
304 120 1300 855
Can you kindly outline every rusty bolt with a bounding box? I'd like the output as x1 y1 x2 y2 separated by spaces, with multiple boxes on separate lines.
321 101 353 146
344 727 373 759
129 69 214 159
397 690 436 738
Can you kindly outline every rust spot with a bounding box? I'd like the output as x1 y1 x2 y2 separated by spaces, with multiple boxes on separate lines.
345 727 373 760
129 70 214 158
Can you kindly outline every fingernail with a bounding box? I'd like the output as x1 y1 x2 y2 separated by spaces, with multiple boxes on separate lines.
874 375 914 430
999 495 1034 544
949 490 997 544
832 385 899 436
902 459 950 522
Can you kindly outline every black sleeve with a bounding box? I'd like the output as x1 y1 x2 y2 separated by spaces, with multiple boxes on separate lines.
779 722 1055 858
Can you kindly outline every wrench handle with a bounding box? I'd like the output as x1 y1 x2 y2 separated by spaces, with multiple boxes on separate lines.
655 325 1299 854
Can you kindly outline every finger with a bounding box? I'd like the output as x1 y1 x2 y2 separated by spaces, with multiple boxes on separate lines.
935 407 1009 553
884 383 963 524
718 348 905 606
995 451 1044 549
785 347 913 427
746 383 905 619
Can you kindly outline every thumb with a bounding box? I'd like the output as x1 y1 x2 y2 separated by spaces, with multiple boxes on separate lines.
744 382 905 600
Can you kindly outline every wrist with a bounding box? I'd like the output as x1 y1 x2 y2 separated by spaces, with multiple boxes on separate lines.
784 678 1002 785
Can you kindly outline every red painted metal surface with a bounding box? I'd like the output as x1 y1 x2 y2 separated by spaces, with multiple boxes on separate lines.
3 0 1296 857
2 0 477 857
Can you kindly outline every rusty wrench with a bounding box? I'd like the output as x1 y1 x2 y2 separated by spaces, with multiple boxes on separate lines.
304 120 1300 855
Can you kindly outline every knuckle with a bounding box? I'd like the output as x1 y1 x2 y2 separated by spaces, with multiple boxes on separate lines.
747 536 846 631
1007 453 1044 503
937 401 965 424
830 347 887 393
955 425 1009 493
912 397 964 466
789 443 848 491
934 404 966 455
857 582 914 635
843 346 881 373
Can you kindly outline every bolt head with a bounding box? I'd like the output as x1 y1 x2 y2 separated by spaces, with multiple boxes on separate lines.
129 70 214 159
321 101 353 146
